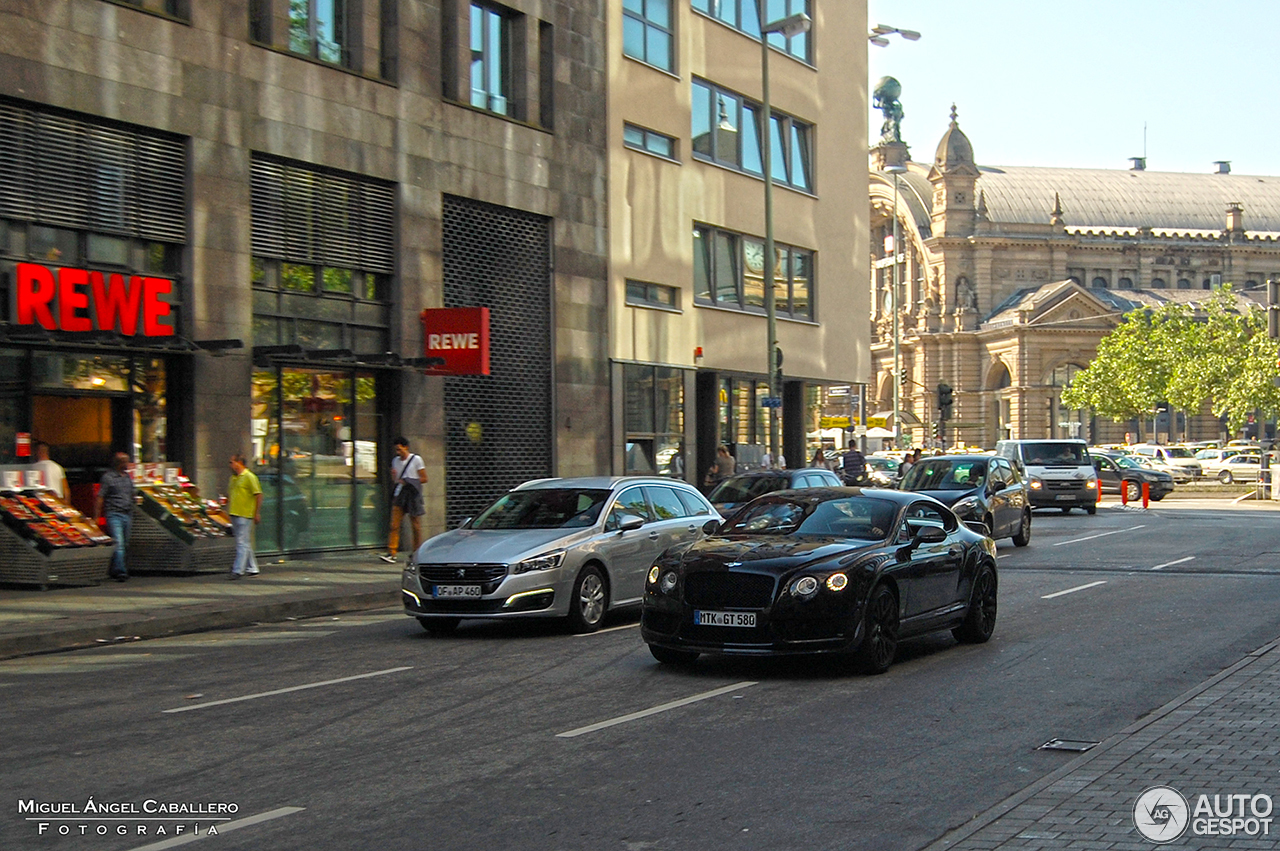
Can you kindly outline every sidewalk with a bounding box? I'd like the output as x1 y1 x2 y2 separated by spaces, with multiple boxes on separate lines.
0 554 402 660
923 636 1280 850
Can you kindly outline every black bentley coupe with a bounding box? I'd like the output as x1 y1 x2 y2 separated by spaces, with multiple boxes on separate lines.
640 488 998 674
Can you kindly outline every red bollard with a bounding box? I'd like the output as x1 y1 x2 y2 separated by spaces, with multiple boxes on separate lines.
1141 480 1150 509
1121 480 1128 506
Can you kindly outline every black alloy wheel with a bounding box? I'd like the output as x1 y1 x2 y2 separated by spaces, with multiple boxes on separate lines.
1011 510 1031 547
650 645 699 666
419 617 461 636
854 584 899 675
953 563 997 643
568 564 608 633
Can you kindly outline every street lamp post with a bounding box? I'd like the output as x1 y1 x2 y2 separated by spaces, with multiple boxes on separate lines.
761 11 811 469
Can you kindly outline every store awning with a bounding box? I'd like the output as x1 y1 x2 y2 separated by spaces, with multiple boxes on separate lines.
250 344 445 370
0 324 213 355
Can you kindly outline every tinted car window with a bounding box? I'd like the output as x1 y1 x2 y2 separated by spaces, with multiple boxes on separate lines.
472 489 611 529
645 486 688 520
674 488 713 517
706 475 789 503
722 496 896 538
903 459 987 490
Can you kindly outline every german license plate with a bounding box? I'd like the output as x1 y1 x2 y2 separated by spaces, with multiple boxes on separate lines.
1055 494 1075 501
694 610 756 627
433 584 482 599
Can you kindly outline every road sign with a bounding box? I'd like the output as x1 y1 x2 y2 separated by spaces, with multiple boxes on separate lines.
866 416 887 429
820 416 851 428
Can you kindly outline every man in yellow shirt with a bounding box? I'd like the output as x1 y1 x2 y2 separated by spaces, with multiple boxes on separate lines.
228 453 263 579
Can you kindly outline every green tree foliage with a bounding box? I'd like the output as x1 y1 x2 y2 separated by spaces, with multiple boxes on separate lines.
1061 287 1280 432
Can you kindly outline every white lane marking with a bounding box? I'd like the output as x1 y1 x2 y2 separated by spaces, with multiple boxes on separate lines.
573 622 639 637
1042 581 1107 600
556 681 756 738
1053 525 1146 547
1151 556 1195 571
127 807 304 850
162 667 412 713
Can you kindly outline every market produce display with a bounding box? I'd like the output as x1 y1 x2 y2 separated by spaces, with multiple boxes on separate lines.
0 489 114 554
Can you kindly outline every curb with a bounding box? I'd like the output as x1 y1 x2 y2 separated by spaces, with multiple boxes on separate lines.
0 586 400 661
919 634 1280 850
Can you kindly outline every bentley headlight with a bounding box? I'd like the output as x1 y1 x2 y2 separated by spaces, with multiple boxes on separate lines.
825 573 848 592
951 496 982 518
791 576 819 599
647 566 661 585
660 571 678 594
512 551 565 574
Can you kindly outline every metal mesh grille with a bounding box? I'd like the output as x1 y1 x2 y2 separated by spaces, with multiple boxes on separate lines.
441 195 552 528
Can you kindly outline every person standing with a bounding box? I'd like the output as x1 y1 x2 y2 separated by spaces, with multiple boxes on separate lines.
841 445 867 485
228 454 263 579
93 452 134 582
704 445 736 486
380 437 426 564
32 441 68 500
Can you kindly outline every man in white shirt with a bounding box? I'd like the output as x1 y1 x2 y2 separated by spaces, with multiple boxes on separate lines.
380 437 427 564
32 442 68 500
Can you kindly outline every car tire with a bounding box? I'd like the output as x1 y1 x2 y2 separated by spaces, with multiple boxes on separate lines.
649 645 699 666
1085 503 1097 515
953 562 998 644
419 617 460 636
1011 510 1031 547
1151 493 1166 501
567 564 608 633
1124 480 1141 502
1219 470 1234 484
853 584 899 675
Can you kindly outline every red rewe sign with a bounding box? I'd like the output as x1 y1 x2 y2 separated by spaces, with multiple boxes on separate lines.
420 307 490 375
14 262 176 337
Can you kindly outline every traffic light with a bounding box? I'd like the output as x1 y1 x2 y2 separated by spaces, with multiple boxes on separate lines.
931 420 941 441
1269 278 1280 339
899 367 908 386
937 382 954 421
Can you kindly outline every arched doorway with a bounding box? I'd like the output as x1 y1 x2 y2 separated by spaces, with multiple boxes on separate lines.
1048 363 1088 441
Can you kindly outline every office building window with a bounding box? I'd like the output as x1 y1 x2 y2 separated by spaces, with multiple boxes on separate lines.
693 224 813 320
471 3 512 115
623 0 673 71
624 124 677 160
693 79 812 191
290 0 348 65
626 279 680 310
692 0 811 63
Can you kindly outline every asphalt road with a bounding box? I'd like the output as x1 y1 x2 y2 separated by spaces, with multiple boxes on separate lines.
3 501 1279 851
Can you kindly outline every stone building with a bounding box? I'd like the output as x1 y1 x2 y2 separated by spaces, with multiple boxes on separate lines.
869 103 1278 448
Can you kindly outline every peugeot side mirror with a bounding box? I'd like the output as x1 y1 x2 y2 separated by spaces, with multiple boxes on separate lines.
618 514 646 532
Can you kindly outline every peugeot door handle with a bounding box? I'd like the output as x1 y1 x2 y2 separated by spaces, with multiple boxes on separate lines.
648 532 660 540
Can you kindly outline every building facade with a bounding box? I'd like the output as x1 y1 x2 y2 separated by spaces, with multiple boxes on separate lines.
869 107 1280 448
608 0 870 482
0 0 611 547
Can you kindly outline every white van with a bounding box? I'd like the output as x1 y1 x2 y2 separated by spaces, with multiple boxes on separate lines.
995 439 1098 514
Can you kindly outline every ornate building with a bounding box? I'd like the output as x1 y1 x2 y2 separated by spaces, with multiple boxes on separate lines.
869 95 1277 447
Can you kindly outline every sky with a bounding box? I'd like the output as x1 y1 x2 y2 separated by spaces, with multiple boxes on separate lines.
867 0 1280 175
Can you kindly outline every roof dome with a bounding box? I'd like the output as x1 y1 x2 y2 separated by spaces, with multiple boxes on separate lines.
934 104 975 173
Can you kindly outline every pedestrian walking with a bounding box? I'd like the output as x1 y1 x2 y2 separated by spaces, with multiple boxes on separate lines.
94 452 134 582
32 441 68 500
227 454 263 579
704 445 736 486
841 445 867 485
380 437 426 564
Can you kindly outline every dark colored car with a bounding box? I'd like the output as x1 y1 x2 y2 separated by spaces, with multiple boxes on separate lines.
641 488 999 674
1092 452 1174 501
899 454 1031 546
705 468 842 514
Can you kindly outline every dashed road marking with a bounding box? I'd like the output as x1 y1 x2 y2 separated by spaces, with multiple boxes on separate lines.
1042 581 1107 599
557 681 756 738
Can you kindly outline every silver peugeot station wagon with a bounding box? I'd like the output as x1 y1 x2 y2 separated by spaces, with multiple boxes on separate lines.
402 477 721 634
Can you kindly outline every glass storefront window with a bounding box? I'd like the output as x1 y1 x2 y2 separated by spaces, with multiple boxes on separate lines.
133 358 167 462
32 354 130 392
623 363 686 477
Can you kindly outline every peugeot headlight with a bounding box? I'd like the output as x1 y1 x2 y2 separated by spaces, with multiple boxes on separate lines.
512 551 565 574
951 496 982 518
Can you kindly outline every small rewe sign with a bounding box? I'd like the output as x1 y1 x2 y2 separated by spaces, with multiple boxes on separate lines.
14 262 176 337
420 307 490 375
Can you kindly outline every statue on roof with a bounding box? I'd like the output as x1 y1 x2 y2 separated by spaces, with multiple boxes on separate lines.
873 76 905 144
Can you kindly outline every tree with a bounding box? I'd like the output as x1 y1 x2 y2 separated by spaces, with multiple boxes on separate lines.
1062 286 1280 434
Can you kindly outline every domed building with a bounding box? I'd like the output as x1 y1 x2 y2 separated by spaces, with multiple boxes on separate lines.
869 103 1275 447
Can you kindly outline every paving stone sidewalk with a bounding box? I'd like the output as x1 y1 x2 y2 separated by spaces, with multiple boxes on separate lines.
923 636 1280 850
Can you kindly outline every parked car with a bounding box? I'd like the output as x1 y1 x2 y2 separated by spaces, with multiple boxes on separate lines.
402 477 721 634
898 454 1031 546
1092 452 1175 501
705 468 842 515
1128 445 1203 479
640 488 999 673
1208 453 1263 484
1129 454 1195 484
1193 448 1244 468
